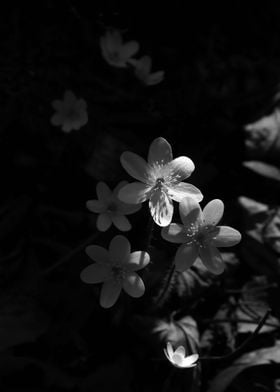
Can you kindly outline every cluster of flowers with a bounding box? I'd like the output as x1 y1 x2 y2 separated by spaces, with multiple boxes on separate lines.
81 137 241 306
100 29 165 86
80 137 241 367
49 31 164 134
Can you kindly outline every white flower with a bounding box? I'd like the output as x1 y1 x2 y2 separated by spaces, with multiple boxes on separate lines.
80 235 150 308
129 55 164 86
50 90 88 133
86 181 141 232
161 197 241 274
118 137 203 227
100 29 139 68
164 342 199 368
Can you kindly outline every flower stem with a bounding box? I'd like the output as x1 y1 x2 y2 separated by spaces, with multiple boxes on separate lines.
144 214 155 252
154 264 176 307
200 309 271 363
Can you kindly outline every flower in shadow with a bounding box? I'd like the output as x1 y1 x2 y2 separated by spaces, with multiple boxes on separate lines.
50 90 88 133
164 342 199 368
100 29 139 68
129 55 164 86
80 235 150 308
86 181 141 232
161 197 241 274
118 137 203 227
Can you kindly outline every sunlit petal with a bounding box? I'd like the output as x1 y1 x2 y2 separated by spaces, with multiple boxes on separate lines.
120 152 150 182
111 214 131 231
85 245 110 264
80 263 110 284
174 243 199 272
199 245 225 275
118 182 150 204
126 251 150 271
100 280 122 308
169 182 203 203
167 342 174 358
168 156 195 181
97 213 112 232
122 272 145 298
179 197 202 227
149 189 173 227
161 223 186 243
203 199 224 225
148 137 173 165
109 235 131 264
174 346 185 356
212 226 242 247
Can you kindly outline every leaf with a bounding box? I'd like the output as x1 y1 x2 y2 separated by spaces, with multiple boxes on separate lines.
207 341 280 392
243 161 280 182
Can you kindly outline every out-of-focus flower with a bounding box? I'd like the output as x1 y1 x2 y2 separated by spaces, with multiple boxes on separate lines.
86 181 141 232
164 342 199 368
80 235 150 308
129 55 164 86
50 90 88 133
161 197 241 274
100 29 139 68
118 137 203 227
244 109 280 159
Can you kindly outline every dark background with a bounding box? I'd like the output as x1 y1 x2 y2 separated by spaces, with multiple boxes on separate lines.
1 2 280 391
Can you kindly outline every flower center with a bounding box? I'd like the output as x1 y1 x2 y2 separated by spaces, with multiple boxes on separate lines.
108 202 118 213
111 265 126 282
185 224 218 247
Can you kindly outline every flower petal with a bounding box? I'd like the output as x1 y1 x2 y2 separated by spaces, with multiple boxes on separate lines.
120 202 142 215
179 197 202 227
181 354 199 368
174 243 199 272
212 226 242 247
168 156 195 181
126 251 150 271
109 235 131 264
121 41 140 59
161 223 186 243
174 346 186 356
111 214 131 231
203 199 224 225
97 213 112 232
146 71 165 86
100 279 122 308
80 263 110 284
85 245 110 264
96 182 112 201
50 113 63 126
118 182 150 204
103 30 122 52
120 152 150 183
199 245 225 274
86 200 106 213
170 182 203 203
167 342 174 358
148 137 173 165
149 189 174 227
122 271 145 298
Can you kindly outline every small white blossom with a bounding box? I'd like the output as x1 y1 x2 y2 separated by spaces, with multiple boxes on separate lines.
164 342 199 368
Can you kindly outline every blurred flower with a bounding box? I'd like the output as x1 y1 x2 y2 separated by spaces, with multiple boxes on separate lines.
100 29 139 68
86 181 141 232
164 342 199 368
118 137 203 227
161 198 241 274
80 235 150 308
129 55 164 86
244 109 280 158
50 90 88 133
